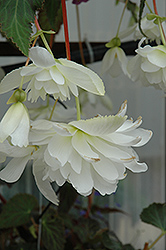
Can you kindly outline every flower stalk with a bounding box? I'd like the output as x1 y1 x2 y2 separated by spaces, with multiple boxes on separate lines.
116 0 128 37
148 231 165 249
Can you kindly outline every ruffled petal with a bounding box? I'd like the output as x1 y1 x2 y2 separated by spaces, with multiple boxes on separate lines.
70 115 126 136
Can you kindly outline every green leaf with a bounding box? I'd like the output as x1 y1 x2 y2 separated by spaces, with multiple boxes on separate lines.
102 231 122 250
140 203 166 231
6 242 37 250
0 193 38 229
41 208 65 250
0 0 43 56
38 0 63 45
58 183 78 213
73 217 100 243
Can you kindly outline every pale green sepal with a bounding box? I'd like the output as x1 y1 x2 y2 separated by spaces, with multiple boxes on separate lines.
7 89 27 104
106 37 121 48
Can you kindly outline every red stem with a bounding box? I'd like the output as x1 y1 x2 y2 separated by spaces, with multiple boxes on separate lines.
34 16 41 31
153 0 158 15
61 0 71 60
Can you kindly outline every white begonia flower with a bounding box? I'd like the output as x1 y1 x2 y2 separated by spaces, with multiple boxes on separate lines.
134 17 162 44
101 47 129 78
128 39 166 90
0 102 30 147
0 46 105 102
0 140 59 205
30 101 152 196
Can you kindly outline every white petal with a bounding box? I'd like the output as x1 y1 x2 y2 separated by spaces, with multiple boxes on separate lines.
48 134 72 166
87 136 132 161
66 79 79 97
0 156 30 182
58 59 105 95
0 68 22 94
92 155 119 181
20 64 43 76
29 47 56 68
33 160 59 205
117 117 142 132
101 49 115 74
70 115 126 136
71 131 100 161
49 67 65 85
125 128 153 147
68 149 82 174
68 160 93 196
125 159 148 173
0 102 24 142
44 148 60 170
35 70 52 81
116 100 127 117
145 70 162 84
141 60 160 72
43 80 60 94
10 104 30 147
91 167 118 195
147 47 166 68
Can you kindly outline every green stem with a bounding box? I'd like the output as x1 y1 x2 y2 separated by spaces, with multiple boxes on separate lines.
158 19 166 45
49 99 58 121
40 33 54 57
19 76 25 90
145 1 153 13
75 96 81 120
116 0 128 37
148 231 165 249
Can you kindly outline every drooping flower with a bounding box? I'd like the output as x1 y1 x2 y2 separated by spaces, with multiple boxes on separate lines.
0 46 105 102
134 16 163 44
128 39 166 90
30 101 152 197
101 46 129 78
0 102 30 147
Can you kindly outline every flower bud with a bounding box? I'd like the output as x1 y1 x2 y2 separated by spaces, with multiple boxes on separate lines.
7 89 27 104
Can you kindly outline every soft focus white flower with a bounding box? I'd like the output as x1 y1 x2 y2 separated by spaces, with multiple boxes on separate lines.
128 40 166 90
0 47 105 102
28 102 76 122
30 101 152 197
79 89 113 114
134 17 163 44
101 47 129 77
0 102 30 147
